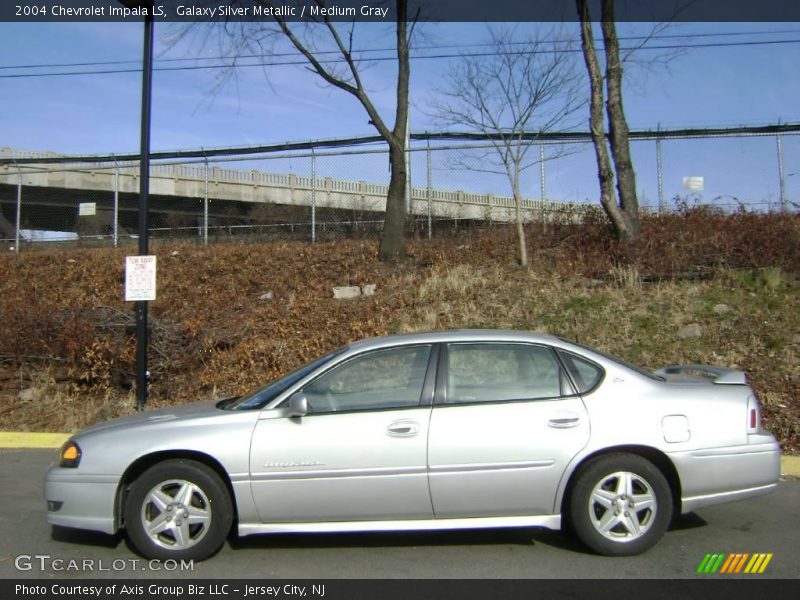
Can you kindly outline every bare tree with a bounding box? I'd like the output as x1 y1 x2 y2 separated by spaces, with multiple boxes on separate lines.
180 0 414 262
428 26 584 266
576 0 641 243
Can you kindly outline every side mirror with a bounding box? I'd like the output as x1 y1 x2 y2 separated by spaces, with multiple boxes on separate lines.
285 392 308 418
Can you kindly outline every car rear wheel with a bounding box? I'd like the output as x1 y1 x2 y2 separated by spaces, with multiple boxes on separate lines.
124 459 233 561
567 453 672 556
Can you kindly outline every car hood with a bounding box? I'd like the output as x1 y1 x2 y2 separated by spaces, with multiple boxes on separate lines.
74 399 228 438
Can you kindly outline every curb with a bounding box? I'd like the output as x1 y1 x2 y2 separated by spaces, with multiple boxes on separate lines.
781 455 800 478
2 432 800 477
0 432 71 449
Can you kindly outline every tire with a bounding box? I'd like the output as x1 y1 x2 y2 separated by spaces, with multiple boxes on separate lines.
567 453 672 556
124 459 233 561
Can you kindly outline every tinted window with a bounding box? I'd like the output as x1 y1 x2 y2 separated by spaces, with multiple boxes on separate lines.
557 337 662 381
229 347 346 410
557 350 604 394
445 343 565 404
303 345 432 413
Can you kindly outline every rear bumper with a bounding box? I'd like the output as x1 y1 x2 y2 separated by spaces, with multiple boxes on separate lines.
44 466 118 535
680 482 778 513
669 434 781 514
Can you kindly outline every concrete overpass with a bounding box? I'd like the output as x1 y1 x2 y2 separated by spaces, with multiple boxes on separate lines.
0 148 572 225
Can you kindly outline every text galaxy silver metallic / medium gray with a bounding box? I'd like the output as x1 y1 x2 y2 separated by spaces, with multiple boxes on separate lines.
44 330 780 560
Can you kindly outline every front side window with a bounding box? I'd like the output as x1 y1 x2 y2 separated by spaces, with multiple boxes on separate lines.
302 345 432 413
228 347 346 410
445 343 567 404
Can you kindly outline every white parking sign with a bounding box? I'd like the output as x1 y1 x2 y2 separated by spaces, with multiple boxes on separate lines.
125 256 157 301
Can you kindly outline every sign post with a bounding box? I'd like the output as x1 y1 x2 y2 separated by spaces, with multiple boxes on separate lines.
121 1 155 411
136 10 154 410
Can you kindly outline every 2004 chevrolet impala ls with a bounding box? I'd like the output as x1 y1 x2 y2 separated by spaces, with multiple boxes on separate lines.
44 331 780 560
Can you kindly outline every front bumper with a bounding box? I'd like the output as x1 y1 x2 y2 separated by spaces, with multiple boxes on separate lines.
669 433 781 514
44 465 119 535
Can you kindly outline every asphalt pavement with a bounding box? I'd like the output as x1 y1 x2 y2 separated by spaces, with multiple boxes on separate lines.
1 449 798 580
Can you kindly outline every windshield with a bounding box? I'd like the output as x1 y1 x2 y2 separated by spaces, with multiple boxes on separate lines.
557 338 665 381
226 347 346 410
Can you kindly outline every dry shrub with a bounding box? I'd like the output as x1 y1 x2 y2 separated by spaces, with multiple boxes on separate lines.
630 206 800 275
0 209 798 451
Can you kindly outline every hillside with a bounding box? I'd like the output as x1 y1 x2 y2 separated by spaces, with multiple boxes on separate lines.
1 208 798 451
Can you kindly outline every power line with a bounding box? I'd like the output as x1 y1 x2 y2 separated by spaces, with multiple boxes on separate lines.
3 27 799 71
3 122 799 165
2 37 800 80
0 39 800 79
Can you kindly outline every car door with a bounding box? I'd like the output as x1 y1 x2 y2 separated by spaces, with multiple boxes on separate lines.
250 344 437 523
427 342 591 518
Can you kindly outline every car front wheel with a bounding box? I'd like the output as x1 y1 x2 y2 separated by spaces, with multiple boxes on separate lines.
568 453 672 556
124 459 233 561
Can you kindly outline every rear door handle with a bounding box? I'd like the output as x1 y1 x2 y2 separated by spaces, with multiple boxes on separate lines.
387 420 419 437
548 417 580 429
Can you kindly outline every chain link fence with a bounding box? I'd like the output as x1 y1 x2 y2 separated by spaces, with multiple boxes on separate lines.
1 128 798 251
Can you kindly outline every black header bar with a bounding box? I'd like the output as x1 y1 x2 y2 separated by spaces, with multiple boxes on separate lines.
4 0 800 23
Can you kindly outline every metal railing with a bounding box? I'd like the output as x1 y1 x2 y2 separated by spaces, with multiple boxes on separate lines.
1 124 797 251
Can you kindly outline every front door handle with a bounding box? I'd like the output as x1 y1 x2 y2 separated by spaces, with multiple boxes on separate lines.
387 420 419 437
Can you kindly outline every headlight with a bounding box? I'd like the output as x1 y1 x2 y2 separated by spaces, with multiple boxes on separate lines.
59 441 82 468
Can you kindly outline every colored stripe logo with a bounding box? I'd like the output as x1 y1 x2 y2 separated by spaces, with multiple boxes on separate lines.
697 553 773 574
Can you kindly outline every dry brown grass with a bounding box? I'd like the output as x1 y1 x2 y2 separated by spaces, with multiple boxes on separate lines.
0 212 798 450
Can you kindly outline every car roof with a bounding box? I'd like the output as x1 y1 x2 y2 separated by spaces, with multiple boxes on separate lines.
344 331 657 382
347 330 562 352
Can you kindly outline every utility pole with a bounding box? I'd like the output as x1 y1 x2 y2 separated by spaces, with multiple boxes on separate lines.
136 11 154 410
120 1 155 411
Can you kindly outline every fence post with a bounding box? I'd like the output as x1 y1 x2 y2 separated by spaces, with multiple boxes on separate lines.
15 167 22 253
656 138 664 215
776 133 787 212
426 140 432 240
203 155 209 245
311 148 316 244
112 155 119 248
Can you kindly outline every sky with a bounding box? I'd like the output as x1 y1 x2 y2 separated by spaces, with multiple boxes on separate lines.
1 19 799 208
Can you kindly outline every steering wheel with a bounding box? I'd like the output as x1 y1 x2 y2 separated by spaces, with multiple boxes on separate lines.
324 390 339 412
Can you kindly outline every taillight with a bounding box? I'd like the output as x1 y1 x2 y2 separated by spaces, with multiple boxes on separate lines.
747 395 761 433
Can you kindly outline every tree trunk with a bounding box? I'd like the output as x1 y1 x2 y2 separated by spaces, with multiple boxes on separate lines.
601 0 640 238
576 0 630 242
377 0 410 262
576 0 637 244
379 143 407 262
512 164 528 267
514 202 528 267
266 0 410 263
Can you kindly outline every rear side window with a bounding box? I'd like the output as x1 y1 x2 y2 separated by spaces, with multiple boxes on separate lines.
445 343 566 404
557 350 604 394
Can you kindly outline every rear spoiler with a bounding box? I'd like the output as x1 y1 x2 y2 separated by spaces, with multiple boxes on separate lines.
653 364 748 385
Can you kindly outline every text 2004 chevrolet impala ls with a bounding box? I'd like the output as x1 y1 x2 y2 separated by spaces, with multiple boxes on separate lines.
45 330 780 560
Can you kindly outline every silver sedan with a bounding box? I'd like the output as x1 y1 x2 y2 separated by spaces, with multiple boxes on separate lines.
44 330 780 560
